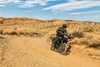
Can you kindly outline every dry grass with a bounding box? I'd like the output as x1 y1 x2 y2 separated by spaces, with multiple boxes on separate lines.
0 18 100 50
83 27 94 32
70 33 100 49
71 31 84 38
0 28 43 37
0 17 100 67
86 34 100 49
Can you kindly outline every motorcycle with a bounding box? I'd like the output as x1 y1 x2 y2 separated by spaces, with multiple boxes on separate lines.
51 35 71 55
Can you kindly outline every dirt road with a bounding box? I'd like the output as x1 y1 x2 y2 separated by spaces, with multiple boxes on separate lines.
0 36 100 67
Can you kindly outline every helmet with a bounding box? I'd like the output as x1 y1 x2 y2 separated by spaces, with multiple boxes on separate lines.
62 24 67 28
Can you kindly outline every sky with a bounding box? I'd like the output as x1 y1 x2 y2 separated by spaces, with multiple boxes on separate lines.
0 0 100 22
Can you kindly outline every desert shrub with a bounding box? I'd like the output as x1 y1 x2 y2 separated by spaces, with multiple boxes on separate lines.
18 31 26 36
83 27 94 32
88 41 100 49
69 33 100 49
72 31 84 38
0 36 4 39
14 28 17 30
0 29 3 34
26 32 38 37
10 31 18 35
85 34 100 49
18 30 43 37
2 30 11 35
33 32 43 37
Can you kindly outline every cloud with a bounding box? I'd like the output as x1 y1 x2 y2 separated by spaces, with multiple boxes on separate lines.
0 0 21 4
70 11 100 15
0 0 56 8
0 0 22 7
20 0 55 8
44 1 100 12
0 4 5 7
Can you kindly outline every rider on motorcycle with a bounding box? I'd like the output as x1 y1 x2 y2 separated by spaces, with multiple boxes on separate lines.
54 24 68 47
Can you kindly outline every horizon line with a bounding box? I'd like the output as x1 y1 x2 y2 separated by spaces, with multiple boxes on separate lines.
0 16 100 23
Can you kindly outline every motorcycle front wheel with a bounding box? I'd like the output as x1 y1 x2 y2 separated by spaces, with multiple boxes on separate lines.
58 43 69 55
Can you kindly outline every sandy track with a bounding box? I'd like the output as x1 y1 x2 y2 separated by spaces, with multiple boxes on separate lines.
0 36 100 67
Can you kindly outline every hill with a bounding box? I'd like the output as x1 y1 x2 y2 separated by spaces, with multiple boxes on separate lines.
0 17 100 67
